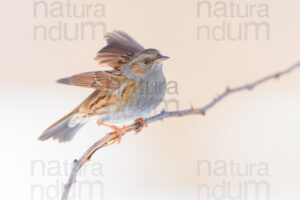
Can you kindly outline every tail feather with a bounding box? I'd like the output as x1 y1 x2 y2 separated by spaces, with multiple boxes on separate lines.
39 112 85 142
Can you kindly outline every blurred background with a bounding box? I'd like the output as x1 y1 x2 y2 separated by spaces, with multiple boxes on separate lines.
1 0 300 199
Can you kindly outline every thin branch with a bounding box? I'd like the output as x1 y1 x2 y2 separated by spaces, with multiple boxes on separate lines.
61 61 300 200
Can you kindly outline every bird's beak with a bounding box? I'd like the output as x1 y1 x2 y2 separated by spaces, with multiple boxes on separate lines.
154 54 169 63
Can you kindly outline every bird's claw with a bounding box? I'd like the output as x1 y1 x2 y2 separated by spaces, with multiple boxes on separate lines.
98 122 124 144
134 118 148 134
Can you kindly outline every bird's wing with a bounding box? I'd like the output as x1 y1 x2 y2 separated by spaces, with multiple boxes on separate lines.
56 70 127 91
94 31 144 69
79 79 140 115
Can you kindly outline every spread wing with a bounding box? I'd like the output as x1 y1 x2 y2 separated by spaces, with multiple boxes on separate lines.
94 31 144 69
56 70 127 91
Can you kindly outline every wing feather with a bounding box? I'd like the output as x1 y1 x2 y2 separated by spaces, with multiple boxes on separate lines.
57 70 127 90
94 31 144 69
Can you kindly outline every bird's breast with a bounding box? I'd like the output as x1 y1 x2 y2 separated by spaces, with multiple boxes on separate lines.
99 64 166 123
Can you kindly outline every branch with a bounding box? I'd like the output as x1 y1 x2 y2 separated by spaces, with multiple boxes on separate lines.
61 61 300 200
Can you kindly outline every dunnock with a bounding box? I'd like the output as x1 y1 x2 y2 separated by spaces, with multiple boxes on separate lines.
39 31 169 143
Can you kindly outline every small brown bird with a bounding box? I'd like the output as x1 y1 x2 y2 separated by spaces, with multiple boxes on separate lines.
39 31 169 143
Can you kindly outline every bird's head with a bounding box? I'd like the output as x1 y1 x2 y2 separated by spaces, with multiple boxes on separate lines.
129 49 169 75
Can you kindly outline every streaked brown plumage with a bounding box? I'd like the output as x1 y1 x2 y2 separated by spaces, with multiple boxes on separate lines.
39 31 169 143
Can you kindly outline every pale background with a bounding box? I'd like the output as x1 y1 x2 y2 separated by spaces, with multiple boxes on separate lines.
1 0 300 199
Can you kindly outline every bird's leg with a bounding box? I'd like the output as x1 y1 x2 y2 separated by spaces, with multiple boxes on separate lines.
97 122 124 144
134 118 148 133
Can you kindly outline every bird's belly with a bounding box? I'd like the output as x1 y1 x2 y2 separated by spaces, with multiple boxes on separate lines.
99 80 166 124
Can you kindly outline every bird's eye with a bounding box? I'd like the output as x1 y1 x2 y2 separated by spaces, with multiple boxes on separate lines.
143 59 151 65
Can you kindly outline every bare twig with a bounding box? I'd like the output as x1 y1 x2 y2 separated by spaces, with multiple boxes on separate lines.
61 62 300 200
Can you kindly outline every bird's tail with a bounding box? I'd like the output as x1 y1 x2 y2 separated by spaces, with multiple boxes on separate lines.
38 111 85 142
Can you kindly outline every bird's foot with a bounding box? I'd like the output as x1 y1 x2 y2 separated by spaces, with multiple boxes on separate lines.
134 118 148 134
97 122 124 144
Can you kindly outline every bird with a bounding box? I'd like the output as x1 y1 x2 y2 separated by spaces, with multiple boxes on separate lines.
38 31 169 143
